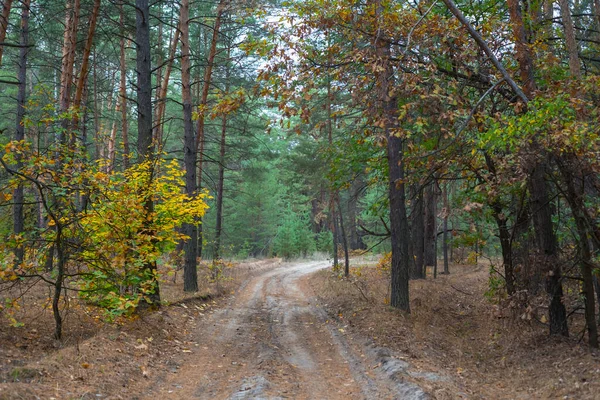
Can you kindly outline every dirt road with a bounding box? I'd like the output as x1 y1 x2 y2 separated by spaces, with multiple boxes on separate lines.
142 260 429 399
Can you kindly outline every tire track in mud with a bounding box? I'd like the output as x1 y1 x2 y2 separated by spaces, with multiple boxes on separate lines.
141 260 429 400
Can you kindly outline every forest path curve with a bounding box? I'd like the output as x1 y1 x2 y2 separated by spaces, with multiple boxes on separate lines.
141 260 427 400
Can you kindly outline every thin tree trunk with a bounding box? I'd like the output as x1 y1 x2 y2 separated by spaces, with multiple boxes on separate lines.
594 275 600 326
507 0 536 95
424 182 436 267
348 183 357 249
434 217 438 278
13 0 29 267
52 230 65 340
558 0 581 78
136 0 160 305
73 0 100 115
558 159 598 347
411 185 425 279
154 5 163 135
119 2 130 169
181 0 198 292
214 47 231 261
484 153 517 294
107 104 118 172
58 0 80 143
153 19 179 149
442 183 450 274
332 202 339 267
214 111 227 261
0 0 13 66
93 49 101 161
195 0 226 154
196 0 227 259
337 198 350 277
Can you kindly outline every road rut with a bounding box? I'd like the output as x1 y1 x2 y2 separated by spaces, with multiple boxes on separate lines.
142 260 427 399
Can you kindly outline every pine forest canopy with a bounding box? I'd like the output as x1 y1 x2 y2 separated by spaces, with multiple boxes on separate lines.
0 0 599 348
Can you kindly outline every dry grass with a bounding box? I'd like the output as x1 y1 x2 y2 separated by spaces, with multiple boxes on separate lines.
307 261 600 399
0 258 280 399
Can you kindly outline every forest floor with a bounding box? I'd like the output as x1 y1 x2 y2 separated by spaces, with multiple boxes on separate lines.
0 257 599 399
306 259 600 399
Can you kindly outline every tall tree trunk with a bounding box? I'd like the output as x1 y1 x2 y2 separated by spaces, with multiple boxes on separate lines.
119 2 130 169
181 0 198 292
214 47 231 261
107 102 119 172
424 182 437 267
135 0 160 304
410 185 425 279
594 276 600 326
529 163 568 335
52 229 65 340
214 112 227 261
348 181 359 249
154 4 163 140
73 0 100 116
58 0 80 143
13 0 29 267
442 183 450 274
331 201 339 267
373 14 410 310
507 0 569 336
153 19 179 149
0 0 13 66
337 198 350 277
507 0 536 95
558 0 581 78
557 159 598 347
93 49 101 161
196 0 227 259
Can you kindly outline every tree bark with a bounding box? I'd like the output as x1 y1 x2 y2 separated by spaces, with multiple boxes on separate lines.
374 25 410 310
214 112 227 261
558 0 581 78
58 0 80 143
13 0 29 267
52 229 65 340
135 0 160 305
411 186 425 279
153 20 180 149
507 0 537 95
442 183 450 274
594 275 600 326
0 0 13 66
196 0 227 259
424 182 437 267
119 2 130 169
181 0 198 292
93 49 101 161
332 202 339 267
558 158 598 347
73 0 100 115
214 47 231 261
337 198 350 277
506 0 569 336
